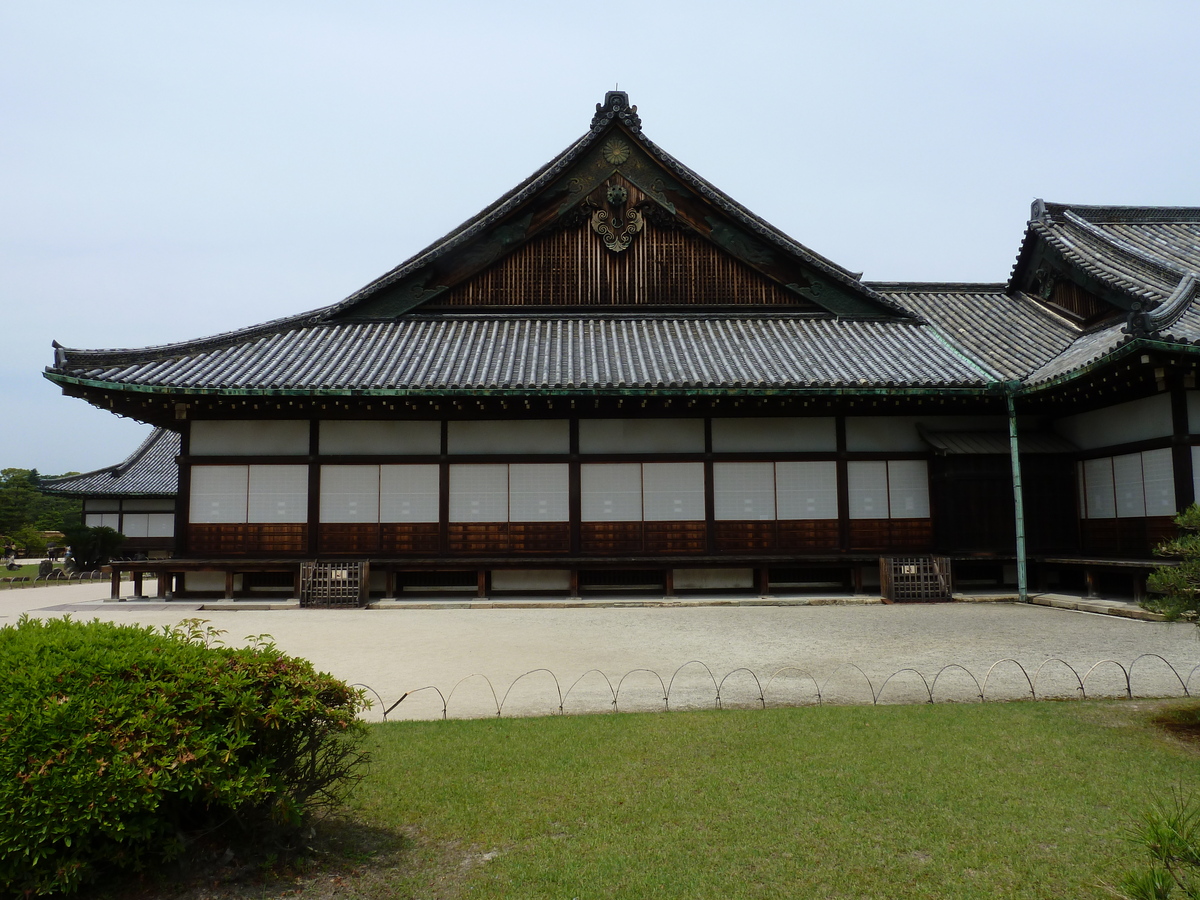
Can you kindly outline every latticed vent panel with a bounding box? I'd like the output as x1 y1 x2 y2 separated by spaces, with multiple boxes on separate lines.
880 556 952 603
300 561 368 608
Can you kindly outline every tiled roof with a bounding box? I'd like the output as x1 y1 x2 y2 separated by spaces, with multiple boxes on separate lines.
1023 319 1131 385
872 284 1080 381
920 431 1077 454
1014 202 1200 308
51 315 992 392
40 428 179 496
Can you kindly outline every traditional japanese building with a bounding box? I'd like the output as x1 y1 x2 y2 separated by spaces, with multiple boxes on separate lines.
44 92 1200 600
40 428 179 557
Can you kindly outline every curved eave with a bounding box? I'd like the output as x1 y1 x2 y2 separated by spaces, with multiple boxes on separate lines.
45 371 997 399
1015 337 1200 396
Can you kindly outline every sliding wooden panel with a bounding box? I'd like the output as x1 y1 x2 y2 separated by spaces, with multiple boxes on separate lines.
188 524 308 555
777 520 841 551
381 523 441 554
580 522 644 554
714 521 777 552
318 524 381 555
887 518 933 551
508 522 571 553
848 519 932 552
448 523 509 554
644 521 706 553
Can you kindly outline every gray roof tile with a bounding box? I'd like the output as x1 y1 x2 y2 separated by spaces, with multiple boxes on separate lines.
872 285 1080 381
53 316 991 392
41 428 179 496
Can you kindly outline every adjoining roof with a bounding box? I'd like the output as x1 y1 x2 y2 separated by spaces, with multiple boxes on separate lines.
50 315 992 393
40 428 179 497
871 284 1080 381
920 430 1077 455
1010 200 1200 313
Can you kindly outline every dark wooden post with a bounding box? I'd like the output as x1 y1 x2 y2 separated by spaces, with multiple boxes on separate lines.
836 417 850 552
1170 374 1194 513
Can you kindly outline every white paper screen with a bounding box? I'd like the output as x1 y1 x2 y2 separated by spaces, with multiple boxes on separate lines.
449 464 509 522
1113 454 1146 518
121 514 150 537
847 461 888 519
189 465 248 524
85 513 121 529
320 466 380 523
247 465 309 523
380 465 441 523
146 514 175 537
1141 449 1176 517
887 460 930 519
1083 457 1116 519
509 464 569 522
713 462 775 520
1194 447 1200 509
643 462 705 521
775 461 838 520
581 463 642 522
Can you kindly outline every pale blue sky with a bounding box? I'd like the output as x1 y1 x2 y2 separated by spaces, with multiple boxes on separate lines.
4 1 1199 474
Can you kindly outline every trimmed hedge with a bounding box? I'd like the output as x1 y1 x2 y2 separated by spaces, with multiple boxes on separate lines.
0 617 368 897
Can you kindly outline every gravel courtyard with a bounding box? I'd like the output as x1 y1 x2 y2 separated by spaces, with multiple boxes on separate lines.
5 583 1199 720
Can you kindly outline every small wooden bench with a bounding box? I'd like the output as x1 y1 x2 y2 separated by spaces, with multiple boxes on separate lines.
1039 557 1176 601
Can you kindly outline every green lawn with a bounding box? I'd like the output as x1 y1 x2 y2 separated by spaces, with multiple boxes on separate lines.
0 563 39 582
345 701 1199 899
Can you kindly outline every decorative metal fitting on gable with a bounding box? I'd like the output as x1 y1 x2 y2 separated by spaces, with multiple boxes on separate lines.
590 180 644 253
591 91 642 133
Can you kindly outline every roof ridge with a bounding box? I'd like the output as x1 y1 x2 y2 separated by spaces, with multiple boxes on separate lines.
40 427 178 491
1030 220 1164 303
1061 210 1194 283
866 282 1008 292
1045 202 1200 224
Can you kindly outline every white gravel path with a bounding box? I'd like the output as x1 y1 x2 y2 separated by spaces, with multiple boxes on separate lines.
5 583 1198 720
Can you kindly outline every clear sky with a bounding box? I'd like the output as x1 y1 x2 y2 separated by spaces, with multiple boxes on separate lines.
4 1 1199 475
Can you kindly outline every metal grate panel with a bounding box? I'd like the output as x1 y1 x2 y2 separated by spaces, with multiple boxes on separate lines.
880 556 952 603
300 561 369 608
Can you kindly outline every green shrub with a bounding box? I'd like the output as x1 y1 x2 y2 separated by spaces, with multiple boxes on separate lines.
1115 790 1200 899
0 617 368 897
60 524 124 570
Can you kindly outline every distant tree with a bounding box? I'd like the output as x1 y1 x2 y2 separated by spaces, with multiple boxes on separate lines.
1145 505 1200 622
0 468 82 535
9 525 47 557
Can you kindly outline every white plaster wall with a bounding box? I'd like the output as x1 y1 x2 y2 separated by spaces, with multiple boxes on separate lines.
1054 394 1173 450
1187 392 1200 434
672 568 754 590
123 498 174 511
320 420 440 455
711 417 835 452
448 420 568 454
845 417 925 451
848 415 1011 451
185 572 230 592
190 420 309 456
491 570 572 591
580 419 704 454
